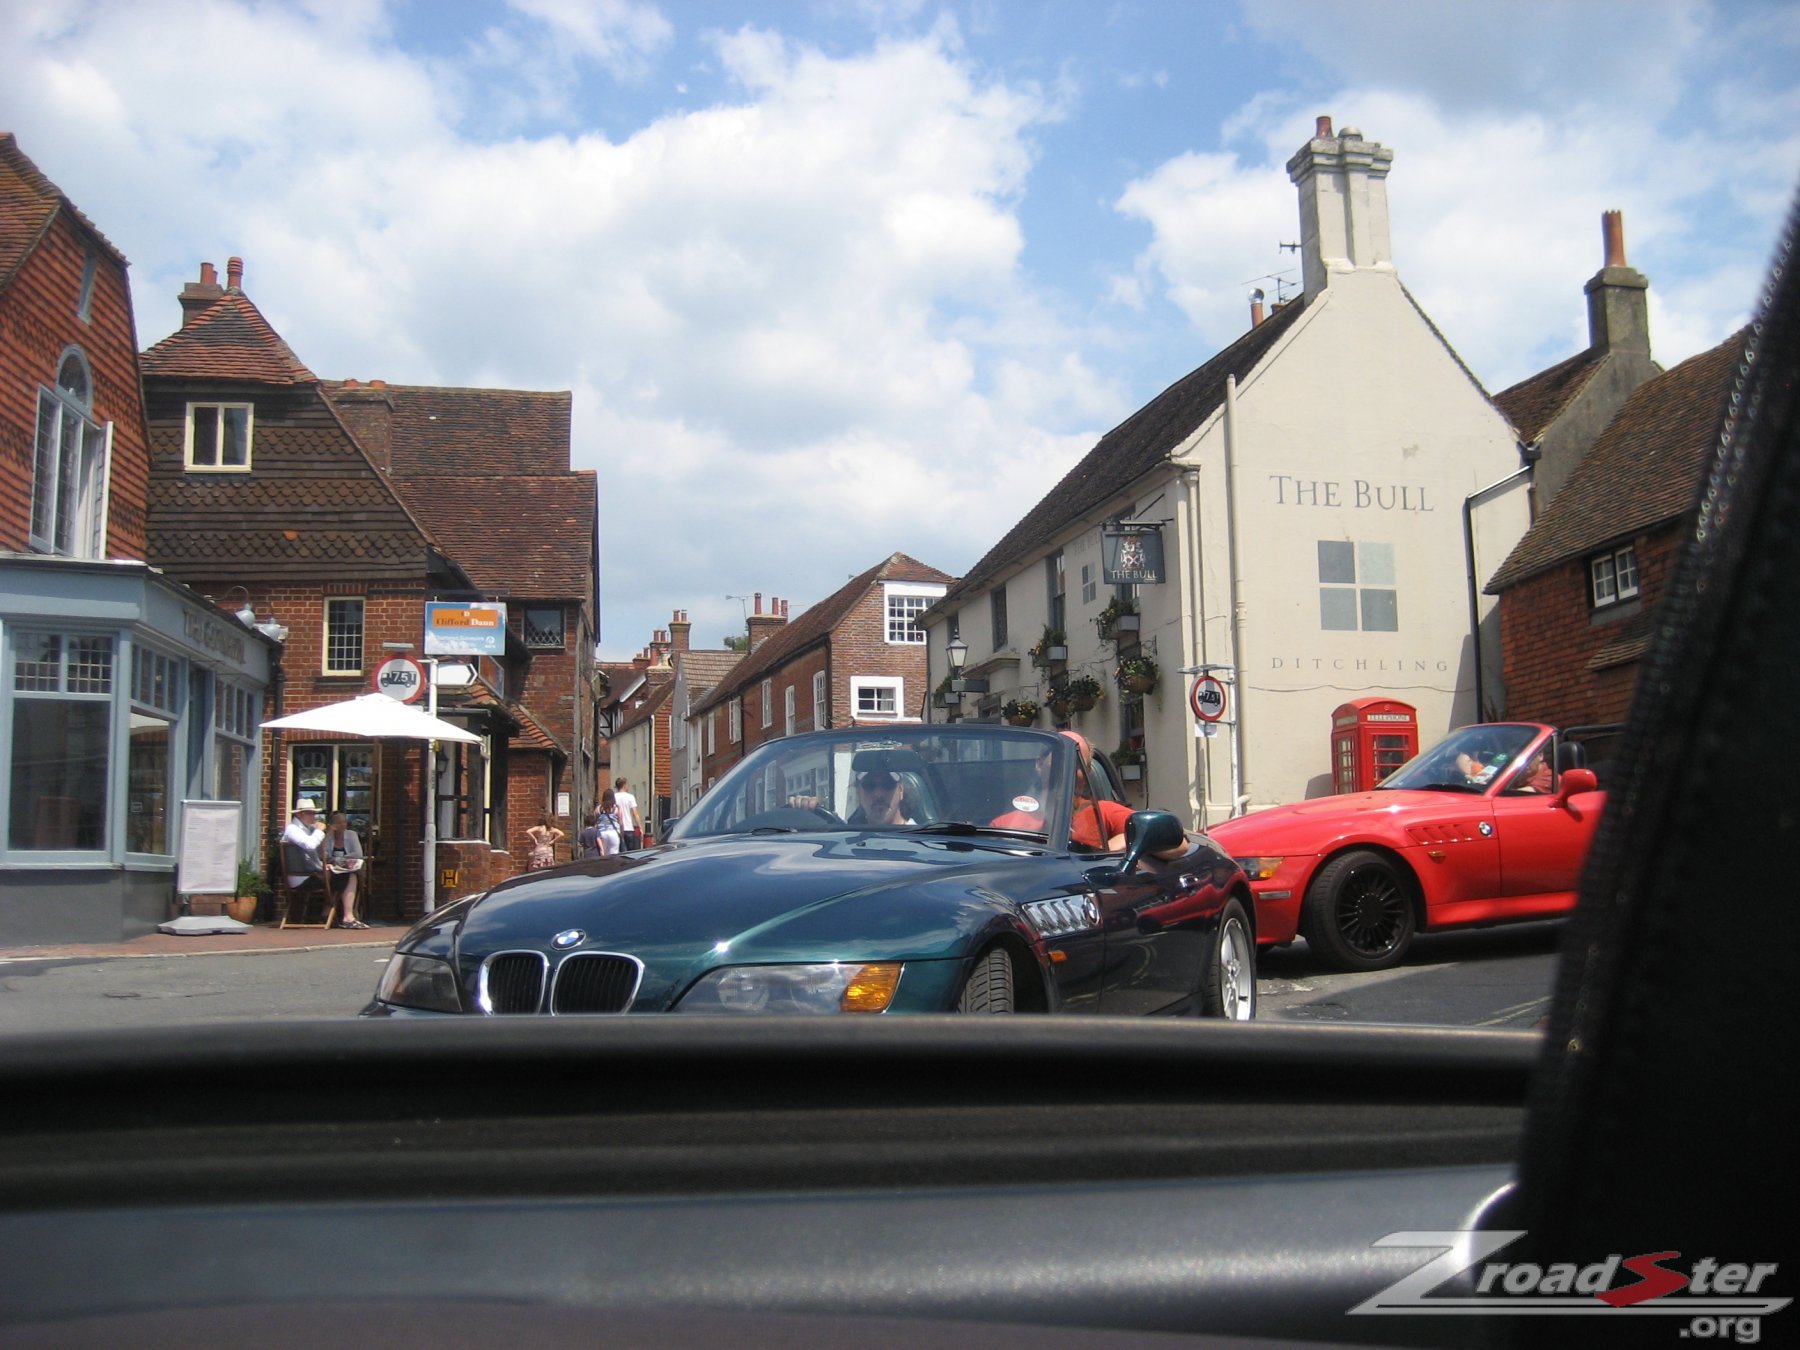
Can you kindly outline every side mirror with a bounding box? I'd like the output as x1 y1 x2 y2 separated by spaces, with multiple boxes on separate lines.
657 816 680 843
1554 768 1599 804
1119 809 1187 873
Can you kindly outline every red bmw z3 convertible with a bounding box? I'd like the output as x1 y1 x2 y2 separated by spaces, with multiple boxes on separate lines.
1207 722 1616 969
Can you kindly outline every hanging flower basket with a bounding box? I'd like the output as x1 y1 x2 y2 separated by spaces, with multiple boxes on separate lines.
1097 597 1140 642
1029 628 1068 667
1065 674 1104 711
1002 698 1040 726
1116 654 1159 696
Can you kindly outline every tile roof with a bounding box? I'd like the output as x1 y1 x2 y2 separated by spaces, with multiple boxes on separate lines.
140 289 317 385
1486 327 1748 592
675 650 743 701
696 553 952 713
1493 347 1606 443
325 383 573 478
389 472 596 598
941 299 1306 605
0 133 126 295
445 678 562 755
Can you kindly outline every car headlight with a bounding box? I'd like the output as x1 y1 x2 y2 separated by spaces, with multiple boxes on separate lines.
674 962 903 1014
1236 856 1286 882
375 952 463 1012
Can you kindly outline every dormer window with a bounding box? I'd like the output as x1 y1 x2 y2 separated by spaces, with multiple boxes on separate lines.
1589 545 1640 609
185 402 253 471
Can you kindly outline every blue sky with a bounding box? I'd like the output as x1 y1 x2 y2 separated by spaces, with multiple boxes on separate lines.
5 0 1798 658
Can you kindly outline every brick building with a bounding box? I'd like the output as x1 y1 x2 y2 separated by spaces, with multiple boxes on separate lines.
1 134 275 944
323 381 599 873
1485 329 1745 725
139 260 594 918
688 555 951 789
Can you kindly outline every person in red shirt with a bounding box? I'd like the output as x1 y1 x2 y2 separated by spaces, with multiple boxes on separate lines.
992 730 1132 850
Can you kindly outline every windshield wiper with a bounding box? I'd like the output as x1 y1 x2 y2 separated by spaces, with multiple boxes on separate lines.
910 820 1046 838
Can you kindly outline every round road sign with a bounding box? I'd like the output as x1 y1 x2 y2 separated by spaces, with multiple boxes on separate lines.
374 656 425 703
1190 674 1228 723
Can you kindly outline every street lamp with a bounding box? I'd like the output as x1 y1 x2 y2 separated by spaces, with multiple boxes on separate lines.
946 636 967 676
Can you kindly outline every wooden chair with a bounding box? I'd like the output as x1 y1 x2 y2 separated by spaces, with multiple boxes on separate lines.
278 842 336 929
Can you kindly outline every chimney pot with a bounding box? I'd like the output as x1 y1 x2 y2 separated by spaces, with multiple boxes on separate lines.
1315 115 1332 139
226 257 244 290
200 261 217 286
754 592 762 614
1250 289 1265 327
1602 209 1627 268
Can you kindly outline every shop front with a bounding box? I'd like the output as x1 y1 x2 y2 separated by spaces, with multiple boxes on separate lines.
0 556 275 945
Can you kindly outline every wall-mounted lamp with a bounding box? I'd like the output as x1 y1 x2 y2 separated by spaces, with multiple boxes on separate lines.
207 585 258 627
946 637 968 676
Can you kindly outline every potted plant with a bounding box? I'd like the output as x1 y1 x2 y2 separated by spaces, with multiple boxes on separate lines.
1002 697 1040 726
936 673 959 707
1097 595 1140 640
231 858 270 924
1116 653 1159 695
1065 673 1105 711
1028 627 1068 667
1046 685 1072 720
1112 743 1145 781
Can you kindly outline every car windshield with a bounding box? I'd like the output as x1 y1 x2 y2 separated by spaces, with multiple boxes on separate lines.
1379 723 1546 793
1 8 1793 1046
671 725 1073 839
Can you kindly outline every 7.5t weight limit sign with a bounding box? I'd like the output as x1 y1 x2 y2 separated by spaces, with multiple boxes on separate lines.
1190 675 1229 723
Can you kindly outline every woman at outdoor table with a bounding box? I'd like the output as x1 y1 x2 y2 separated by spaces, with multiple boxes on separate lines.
323 811 367 929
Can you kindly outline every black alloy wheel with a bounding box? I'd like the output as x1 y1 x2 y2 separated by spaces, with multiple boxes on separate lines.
1302 849 1417 971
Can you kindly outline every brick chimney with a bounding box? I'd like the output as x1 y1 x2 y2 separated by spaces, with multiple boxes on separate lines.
668 609 691 656
331 378 397 472
746 594 787 651
1584 210 1651 356
1286 116 1395 298
225 256 244 290
178 261 225 328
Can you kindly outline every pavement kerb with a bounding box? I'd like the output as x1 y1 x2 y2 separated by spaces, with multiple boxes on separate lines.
0 929 400 966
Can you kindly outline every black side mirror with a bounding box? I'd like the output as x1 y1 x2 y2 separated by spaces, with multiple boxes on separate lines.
1119 809 1186 873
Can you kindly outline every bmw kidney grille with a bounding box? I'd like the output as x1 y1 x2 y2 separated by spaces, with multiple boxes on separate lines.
478 950 642 1014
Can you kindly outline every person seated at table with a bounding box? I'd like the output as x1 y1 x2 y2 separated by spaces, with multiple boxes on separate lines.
323 811 367 928
281 799 329 915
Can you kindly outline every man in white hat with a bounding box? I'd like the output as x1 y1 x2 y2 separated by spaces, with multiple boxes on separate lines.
282 798 327 893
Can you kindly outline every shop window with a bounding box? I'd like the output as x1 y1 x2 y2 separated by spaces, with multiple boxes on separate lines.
8 632 114 852
291 744 377 845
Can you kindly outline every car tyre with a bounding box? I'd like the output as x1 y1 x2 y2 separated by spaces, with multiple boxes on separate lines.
1199 898 1256 1020
957 945 1015 1013
1302 849 1416 971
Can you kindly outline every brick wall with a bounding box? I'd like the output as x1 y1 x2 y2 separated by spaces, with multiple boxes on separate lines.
1498 524 1683 726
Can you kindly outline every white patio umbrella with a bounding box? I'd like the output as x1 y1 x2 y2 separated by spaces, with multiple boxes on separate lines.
262 692 484 918
261 692 481 743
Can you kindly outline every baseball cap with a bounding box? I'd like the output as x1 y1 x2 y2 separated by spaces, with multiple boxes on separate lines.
857 770 899 788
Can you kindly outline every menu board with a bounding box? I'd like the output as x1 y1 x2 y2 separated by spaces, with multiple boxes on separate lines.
176 800 241 896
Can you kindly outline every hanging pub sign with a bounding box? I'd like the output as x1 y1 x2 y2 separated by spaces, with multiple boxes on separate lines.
1102 523 1166 585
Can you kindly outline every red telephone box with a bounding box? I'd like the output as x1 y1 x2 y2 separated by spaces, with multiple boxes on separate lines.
1331 698 1418 793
